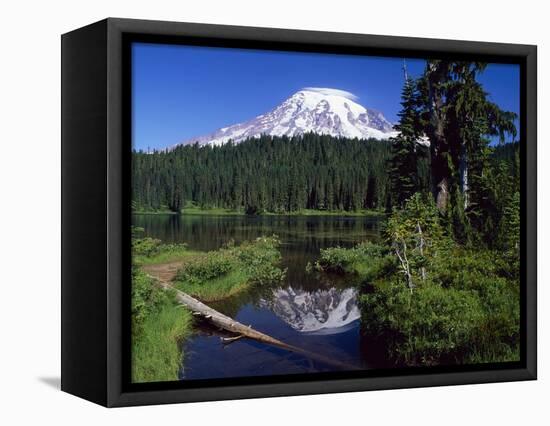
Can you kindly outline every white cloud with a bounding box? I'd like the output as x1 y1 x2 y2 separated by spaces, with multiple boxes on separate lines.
302 87 359 101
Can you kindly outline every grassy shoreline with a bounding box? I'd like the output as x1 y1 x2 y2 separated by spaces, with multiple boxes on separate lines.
133 207 384 217
134 247 202 266
131 235 285 382
173 236 285 302
131 267 193 383
132 294 193 383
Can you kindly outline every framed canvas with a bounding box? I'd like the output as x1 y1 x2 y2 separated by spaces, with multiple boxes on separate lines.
61 18 537 407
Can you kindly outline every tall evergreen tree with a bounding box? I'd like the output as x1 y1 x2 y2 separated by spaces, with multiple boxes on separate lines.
416 61 517 241
388 77 422 208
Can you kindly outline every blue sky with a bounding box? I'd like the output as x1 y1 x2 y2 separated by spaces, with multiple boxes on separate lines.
132 43 520 151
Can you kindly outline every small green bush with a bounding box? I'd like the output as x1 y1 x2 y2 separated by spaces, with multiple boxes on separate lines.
132 236 163 257
361 281 485 364
314 241 395 282
176 250 234 284
132 267 170 333
132 234 190 265
174 235 285 300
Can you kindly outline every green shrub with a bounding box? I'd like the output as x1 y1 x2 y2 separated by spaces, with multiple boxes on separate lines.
358 213 519 365
174 235 285 301
132 236 163 258
236 236 286 284
132 233 190 265
361 281 485 364
428 248 520 360
132 267 170 333
315 241 392 279
176 250 234 284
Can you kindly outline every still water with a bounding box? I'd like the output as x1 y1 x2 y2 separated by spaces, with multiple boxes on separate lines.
133 214 392 380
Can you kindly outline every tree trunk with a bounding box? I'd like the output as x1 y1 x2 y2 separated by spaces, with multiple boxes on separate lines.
394 240 414 292
416 221 426 281
459 143 469 209
436 178 449 212
427 61 450 213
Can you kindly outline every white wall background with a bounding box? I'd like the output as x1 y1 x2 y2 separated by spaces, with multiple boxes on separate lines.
0 0 546 423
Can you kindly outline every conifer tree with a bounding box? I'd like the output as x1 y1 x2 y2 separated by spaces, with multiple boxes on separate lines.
416 61 517 241
388 77 422 208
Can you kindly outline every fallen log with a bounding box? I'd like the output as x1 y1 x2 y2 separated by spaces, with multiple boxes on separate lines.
154 278 359 371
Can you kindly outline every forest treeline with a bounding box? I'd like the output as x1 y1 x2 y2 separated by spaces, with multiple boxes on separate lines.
133 133 516 223
132 134 429 214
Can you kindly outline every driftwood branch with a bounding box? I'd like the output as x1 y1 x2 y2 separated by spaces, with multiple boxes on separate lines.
416 221 426 281
220 335 244 344
394 239 414 292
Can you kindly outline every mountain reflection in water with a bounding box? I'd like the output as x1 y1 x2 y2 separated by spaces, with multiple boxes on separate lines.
261 287 360 334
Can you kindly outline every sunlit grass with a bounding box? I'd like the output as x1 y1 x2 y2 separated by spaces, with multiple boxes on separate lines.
175 269 250 302
173 236 285 302
133 206 384 217
134 247 202 266
264 208 384 217
132 302 193 383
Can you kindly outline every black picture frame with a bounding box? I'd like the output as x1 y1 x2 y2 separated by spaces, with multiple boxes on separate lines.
61 17 537 407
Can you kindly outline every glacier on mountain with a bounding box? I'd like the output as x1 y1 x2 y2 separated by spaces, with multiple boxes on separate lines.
176 87 398 147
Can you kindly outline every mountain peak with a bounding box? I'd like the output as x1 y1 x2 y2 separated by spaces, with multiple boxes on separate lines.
177 88 396 147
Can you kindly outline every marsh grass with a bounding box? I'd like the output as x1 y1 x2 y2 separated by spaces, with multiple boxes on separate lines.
132 231 201 266
262 209 384 217
181 206 245 216
132 301 193 383
313 241 393 280
133 206 384 217
134 247 201 266
174 236 285 302
131 268 193 382
176 269 250 302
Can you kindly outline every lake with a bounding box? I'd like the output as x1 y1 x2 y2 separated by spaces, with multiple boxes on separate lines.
133 214 393 380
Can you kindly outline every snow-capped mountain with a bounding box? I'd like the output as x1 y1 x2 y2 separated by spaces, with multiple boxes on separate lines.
177 88 397 147
260 286 360 333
